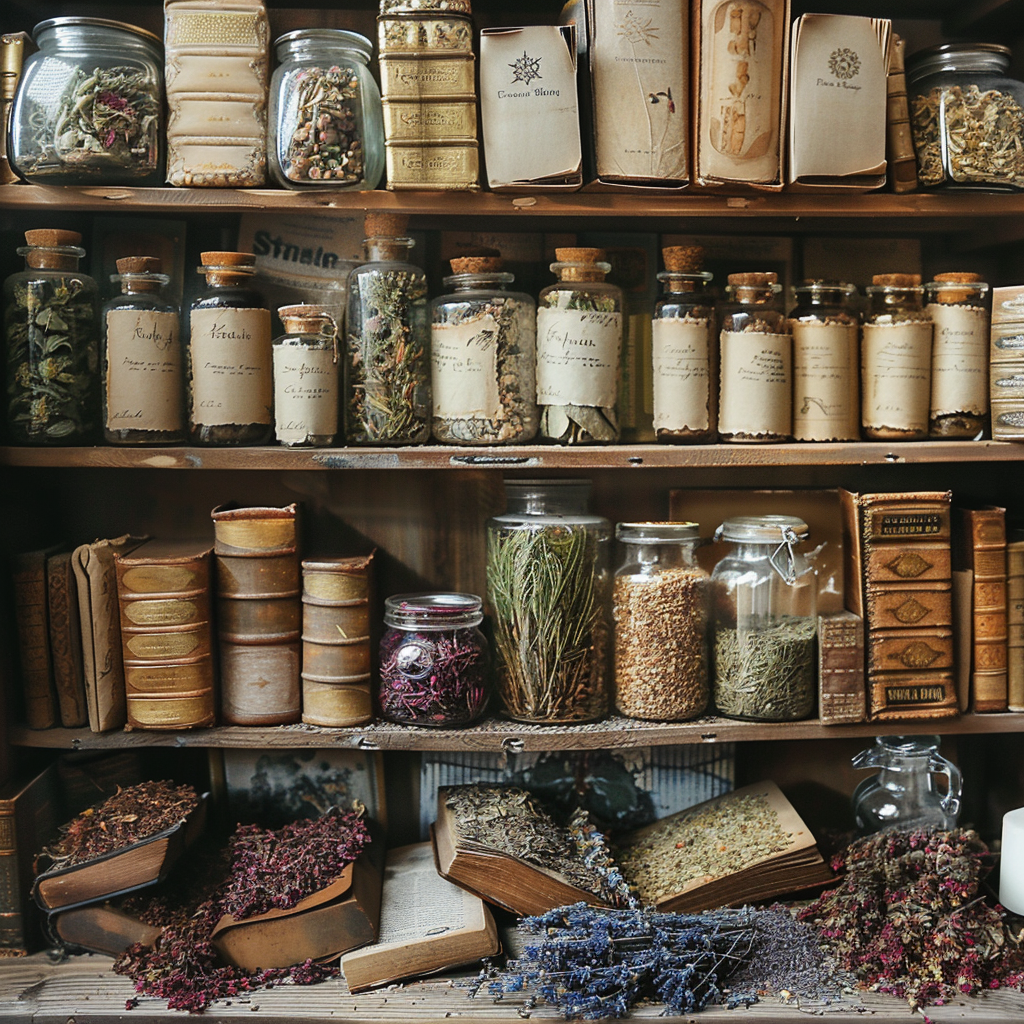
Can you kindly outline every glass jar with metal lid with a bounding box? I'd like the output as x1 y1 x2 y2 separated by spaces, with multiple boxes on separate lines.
710 515 817 721
9 17 163 185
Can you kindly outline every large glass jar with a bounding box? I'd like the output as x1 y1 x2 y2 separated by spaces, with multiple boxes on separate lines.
9 18 163 186
378 592 489 727
3 228 99 444
272 304 339 447
430 254 537 445
486 479 611 724
908 43 1024 192
268 29 384 191
710 515 817 721
614 522 709 721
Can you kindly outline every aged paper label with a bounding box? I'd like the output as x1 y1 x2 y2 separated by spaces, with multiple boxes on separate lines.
861 321 933 432
106 310 183 433
926 304 989 418
536 308 622 407
652 318 711 431
718 330 791 436
791 322 860 441
272 345 338 443
431 314 501 419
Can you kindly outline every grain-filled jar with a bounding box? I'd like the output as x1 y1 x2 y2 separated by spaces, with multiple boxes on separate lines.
272 304 339 447
614 522 708 721
710 515 817 721
861 273 932 441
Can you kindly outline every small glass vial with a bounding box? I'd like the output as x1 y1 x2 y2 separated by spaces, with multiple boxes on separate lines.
268 29 385 191
718 272 792 443
379 593 489 727
925 272 991 438
614 522 709 721
710 515 817 721
3 228 99 444
346 212 430 444
272 304 339 447
536 247 623 444
652 245 715 444
102 256 184 445
787 281 860 443
430 253 537 445
188 252 273 446
861 273 933 442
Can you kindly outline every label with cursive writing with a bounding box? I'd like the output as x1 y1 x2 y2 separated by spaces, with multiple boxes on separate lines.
861 321 932 432
926 303 989 418
536 308 622 408
718 330 792 437
272 344 339 444
791 321 859 441
431 314 502 419
652 318 711 432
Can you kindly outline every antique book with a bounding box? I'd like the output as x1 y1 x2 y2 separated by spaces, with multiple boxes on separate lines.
46 552 87 729
340 842 498 992
51 902 163 957
991 286 1024 442
1008 540 1024 712
114 540 217 730
818 611 866 725
10 544 61 730
885 34 918 193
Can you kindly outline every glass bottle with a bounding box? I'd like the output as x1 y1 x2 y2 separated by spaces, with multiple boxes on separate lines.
3 228 99 444
652 245 715 444
536 247 623 444
346 212 430 445
718 272 792 443
430 253 537 445
861 273 933 442
787 281 860 443
188 252 273 446
486 479 611 724
925 272 991 439
710 515 817 721
268 29 385 191
272 304 339 447
378 592 489 727
614 522 709 721
102 256 184 445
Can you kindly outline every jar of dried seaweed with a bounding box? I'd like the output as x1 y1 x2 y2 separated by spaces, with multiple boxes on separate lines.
862 273 932 442
925 272 991 438
346 212 431 444
614 522 708 721
710 515 817 721
3 229 99 445
379 593 489 727
9 18 163 186
187 252 273 446
268 30 384 191
430 253 537 445
718 272 792 443
652 246 715 444
907 43 1024 192
272 304 339 447
486 479 611 724
787 281 860 443
102 256 184 445
536 248 623 444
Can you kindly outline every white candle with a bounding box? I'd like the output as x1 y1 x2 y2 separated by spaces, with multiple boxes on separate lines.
1000 807 1024 915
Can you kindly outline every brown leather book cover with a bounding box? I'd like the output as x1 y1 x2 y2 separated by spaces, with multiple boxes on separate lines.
885 34 917 194
11 545 61 730
219 642 301 725
818 611 866 725
211 503 299 556
46 553 87 729
1008 539 1024 712
51 902 163 957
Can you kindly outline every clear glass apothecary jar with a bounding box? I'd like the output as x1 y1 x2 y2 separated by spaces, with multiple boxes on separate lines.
710 515 817 721
268 29 384 191
10 17 163 185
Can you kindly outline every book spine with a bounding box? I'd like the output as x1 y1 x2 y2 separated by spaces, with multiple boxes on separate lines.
966 509 1009 712
885 34 917 194
47 553 87 729
220 641 301 726
11 555 57 730
1008 540 1024 711
817 611 866 725
0 808 24 953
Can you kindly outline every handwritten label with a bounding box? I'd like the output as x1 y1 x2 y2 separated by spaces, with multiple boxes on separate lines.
431 314 502 420
718 330 791 437
926 303 989 418
272 345 338 444
861 321 932 433
652 318 711 432
790 321 859 441
536 308 622 408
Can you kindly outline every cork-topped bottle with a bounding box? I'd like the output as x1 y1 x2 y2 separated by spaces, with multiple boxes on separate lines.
188 252 273 446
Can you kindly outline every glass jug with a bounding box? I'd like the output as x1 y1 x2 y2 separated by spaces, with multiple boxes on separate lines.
851 735 962 834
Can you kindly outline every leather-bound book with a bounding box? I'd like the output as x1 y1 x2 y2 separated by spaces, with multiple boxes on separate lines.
114 540 217 731
1008 539 1024 712
46 552 87 728
885 34 917 194
818 611 866 725
10 545 61 730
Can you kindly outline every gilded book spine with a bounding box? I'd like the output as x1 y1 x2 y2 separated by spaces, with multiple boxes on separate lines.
818 611 866 725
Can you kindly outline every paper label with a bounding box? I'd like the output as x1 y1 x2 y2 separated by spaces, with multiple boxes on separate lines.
189 308 272 427
652 318 711 431
431 314 502 419
861 321 933 432
790 321 859 441
718 330 791 436
272 345 339 443
926 303 989 418
105 310 183 433
536 308 622 408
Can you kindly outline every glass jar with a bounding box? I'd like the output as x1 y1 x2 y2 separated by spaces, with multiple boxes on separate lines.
925 272 991 438
908 43 1024 192
188 252 273 446
9 18 163 185
536 247 623 444
268 29 384 191
787 281 860 443
3 228 99 444
652 245 715 444
379 592 489 727
718 272 792 443
614 522 709 721
861 273 933 442
102 256 184 445
710 515 817 721
486 479 612 724
430 254 537 445
346 213 430 445
272 304 339 447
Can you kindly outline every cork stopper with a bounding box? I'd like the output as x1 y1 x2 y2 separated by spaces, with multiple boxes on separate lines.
23 228 83 270
364 212 409 239
728 271 778 287
117 256 162 275
278 303 337 334
201 251 256 268
662 246 705 274
450 254 503 275
25 229 80 248
930 271 984 305
555 247 606 264
934 272 982 283
872 273 921 287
